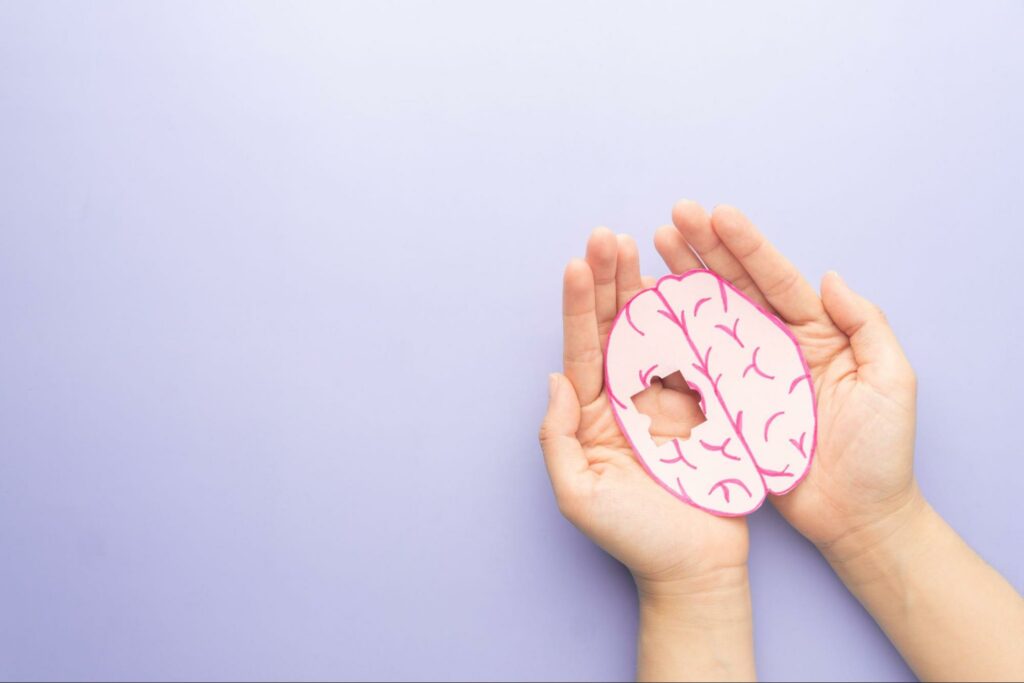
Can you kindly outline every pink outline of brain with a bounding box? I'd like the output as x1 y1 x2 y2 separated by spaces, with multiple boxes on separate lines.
605 270 817 516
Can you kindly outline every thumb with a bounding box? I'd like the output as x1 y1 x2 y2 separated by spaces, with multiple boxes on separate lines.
820 271 913 388
539 373 588 496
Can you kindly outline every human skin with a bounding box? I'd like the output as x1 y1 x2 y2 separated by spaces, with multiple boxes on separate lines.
539 200 1024 682
540 227 755 682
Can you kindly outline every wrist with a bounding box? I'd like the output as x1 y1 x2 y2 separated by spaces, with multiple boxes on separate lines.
634 565 749 606
635 565 755 682
635 564 751 625
819 485 936 582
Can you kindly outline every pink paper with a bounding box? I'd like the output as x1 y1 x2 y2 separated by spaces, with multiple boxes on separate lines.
605 271 817 516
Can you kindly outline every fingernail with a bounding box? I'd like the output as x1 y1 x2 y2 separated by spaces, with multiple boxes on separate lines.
828 270 843 282
548 373 559 398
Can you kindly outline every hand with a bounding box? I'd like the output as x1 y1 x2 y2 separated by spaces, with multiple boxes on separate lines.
653 200 920 560
539 228 749 598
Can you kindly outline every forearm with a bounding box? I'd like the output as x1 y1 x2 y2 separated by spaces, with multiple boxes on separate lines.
635 567 756 682
823 494 1024 682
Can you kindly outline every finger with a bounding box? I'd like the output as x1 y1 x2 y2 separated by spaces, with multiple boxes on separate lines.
641 275 657 288
563 258 604 405
586 227 618 339
615 234 644 311
539 373 590 500
672 200 769 308
654 224 702 273
711 205 825 324
820 271 913 387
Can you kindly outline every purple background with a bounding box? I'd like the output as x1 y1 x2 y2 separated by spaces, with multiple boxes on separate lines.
1 2 1021 681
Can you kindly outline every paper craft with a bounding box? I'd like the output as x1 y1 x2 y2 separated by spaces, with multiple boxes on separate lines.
605 271 816 516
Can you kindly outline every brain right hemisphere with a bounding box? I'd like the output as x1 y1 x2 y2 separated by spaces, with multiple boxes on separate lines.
605 270 817 516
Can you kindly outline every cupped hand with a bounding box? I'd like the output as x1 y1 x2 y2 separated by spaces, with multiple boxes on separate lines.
539 229 748 597
653 201 920 559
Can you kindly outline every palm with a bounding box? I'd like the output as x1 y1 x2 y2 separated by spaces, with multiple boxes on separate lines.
650 201 918 548
575 390 748 582
775 320 916 545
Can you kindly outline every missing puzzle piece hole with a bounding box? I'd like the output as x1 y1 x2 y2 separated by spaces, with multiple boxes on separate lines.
630 370 707 446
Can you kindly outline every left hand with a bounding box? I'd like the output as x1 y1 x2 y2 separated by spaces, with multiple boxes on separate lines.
539 229 749 597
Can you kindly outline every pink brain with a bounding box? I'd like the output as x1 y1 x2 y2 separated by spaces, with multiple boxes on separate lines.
605 270 817 516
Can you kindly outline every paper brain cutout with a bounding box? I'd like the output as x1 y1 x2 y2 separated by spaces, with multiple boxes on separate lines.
605 270 817 516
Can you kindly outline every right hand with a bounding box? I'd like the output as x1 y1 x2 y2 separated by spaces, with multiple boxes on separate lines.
652 200 921 561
